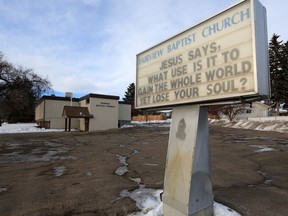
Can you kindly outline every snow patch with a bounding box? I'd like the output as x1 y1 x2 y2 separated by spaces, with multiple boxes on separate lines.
125 189 163 216
213 202 241 216
121 124 135 128
129 178 144 187
114 148 139 176
53 166 67 177
0 123 64 134
0 187 8 193
210 119 288 133
250 145 277 153
115 166 129 176
85 171 92 176
116 154 128 166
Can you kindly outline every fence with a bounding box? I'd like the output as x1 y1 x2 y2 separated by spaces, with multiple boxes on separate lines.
248 116 288 122
132 114 167 122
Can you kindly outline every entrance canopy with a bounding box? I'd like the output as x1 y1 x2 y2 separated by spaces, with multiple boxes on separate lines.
62 106 93 118
62 106 93 131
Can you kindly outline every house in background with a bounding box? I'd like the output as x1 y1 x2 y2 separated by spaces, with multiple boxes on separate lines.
248 101 270 117
35 95 80 129
235 101 270 120
35 93 131 131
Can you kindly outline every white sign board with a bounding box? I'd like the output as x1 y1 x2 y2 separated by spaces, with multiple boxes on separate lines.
136 0 269 109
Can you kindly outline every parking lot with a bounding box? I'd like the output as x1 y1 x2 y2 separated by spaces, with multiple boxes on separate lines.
0 124 287 216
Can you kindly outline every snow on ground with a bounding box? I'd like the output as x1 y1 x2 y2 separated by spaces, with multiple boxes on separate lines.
0 187 8 193
0 123 64 134
112 141 241 216
249 145 277 153
2 118 288 134
209 119 288 133
2 119 287 215
213 202 241 216
53 166 67 177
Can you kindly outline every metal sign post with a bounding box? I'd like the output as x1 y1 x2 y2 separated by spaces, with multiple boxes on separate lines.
162 105 213 216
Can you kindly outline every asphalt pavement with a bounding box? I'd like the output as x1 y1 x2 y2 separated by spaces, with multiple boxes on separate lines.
0 125 287 215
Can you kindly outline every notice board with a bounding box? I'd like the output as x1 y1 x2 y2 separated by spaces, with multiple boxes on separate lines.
136 0 269 109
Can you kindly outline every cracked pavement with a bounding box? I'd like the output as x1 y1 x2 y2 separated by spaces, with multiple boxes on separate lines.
0 125 287 216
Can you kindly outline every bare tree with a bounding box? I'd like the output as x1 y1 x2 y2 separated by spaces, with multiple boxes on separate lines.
0 52 52 122
219 104 249 122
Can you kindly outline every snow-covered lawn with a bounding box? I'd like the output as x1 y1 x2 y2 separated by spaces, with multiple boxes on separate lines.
0 122 64 134
209 119 288 133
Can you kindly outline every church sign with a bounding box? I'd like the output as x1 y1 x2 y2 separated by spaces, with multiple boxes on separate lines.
136 0 269 109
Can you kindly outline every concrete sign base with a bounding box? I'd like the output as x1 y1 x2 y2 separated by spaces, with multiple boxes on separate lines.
163 105 213 216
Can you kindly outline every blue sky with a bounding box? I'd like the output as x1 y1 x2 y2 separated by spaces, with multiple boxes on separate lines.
0 0 287 99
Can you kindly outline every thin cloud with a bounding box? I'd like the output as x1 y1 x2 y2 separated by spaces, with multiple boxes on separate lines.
0 0 286 98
